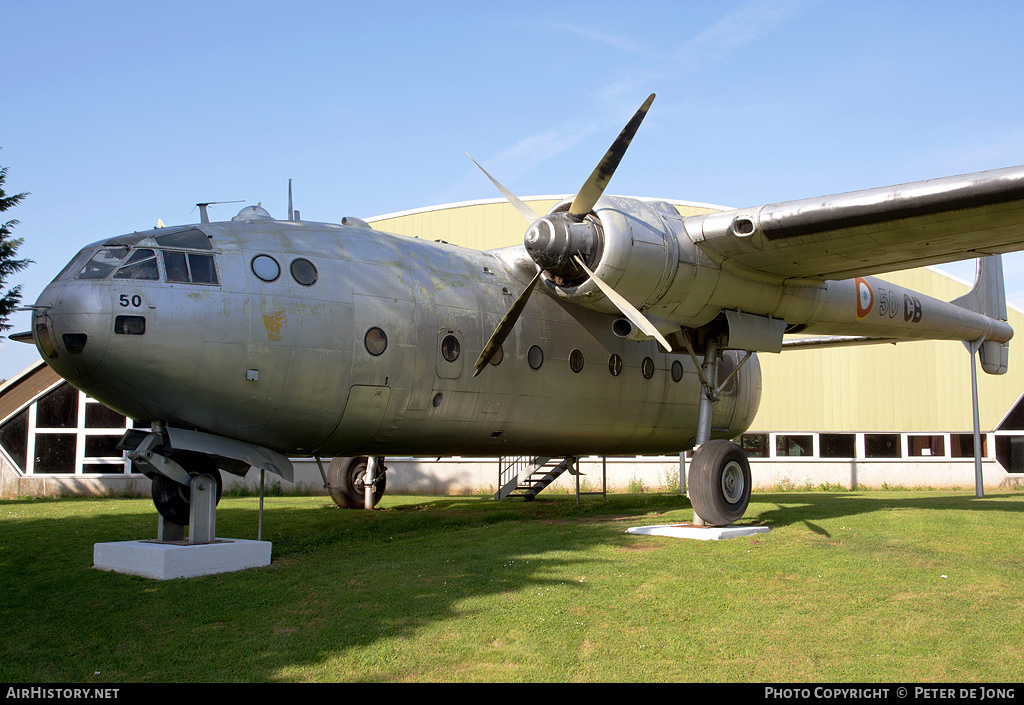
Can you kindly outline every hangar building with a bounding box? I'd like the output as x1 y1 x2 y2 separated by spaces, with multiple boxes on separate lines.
2 196 1023 499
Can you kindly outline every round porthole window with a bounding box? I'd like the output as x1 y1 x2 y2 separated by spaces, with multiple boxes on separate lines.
528 345 544 370
569 349 584 373
608 354 622 377
364 327 387 356
489 345 503 366
441 334 461 362
642 357 655 379
671 360 683 382
252 255 280 282
290 258 318 286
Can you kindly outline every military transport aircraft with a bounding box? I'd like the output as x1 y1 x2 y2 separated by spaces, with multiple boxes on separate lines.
16 94 1024 527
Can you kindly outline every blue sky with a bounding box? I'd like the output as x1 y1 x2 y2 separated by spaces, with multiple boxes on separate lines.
4 0 1024 378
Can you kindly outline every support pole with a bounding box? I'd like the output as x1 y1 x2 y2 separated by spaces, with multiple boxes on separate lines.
967 338 986 498
679 451 687 495
602 456 607 503
259 468 265 541
188 473 217 545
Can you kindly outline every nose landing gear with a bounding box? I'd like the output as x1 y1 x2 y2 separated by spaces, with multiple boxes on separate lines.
150 451 223 526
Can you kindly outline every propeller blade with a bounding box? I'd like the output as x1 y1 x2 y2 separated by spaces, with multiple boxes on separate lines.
569 93 655 219
573 255 672 352
466 153 541 224
474 269 542 377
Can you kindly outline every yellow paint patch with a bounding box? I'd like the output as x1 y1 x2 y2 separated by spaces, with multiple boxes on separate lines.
263 311 287 341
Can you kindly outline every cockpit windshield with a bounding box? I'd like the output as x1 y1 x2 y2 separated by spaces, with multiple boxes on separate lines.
73 227 218 284
76 247 130 279
112 249 159 280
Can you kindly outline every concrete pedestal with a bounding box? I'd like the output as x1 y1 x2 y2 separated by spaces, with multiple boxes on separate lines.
626 524 770 541
93 538 272 580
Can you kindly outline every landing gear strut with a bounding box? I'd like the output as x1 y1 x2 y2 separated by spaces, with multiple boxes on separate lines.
686 335 754 526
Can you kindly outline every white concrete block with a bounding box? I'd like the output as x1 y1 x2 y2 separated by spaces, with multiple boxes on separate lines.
93 539 272 580
626 524 770 541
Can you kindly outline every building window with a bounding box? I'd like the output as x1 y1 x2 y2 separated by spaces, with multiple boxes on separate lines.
820 433 856 459
865 433 901 458
951 433 987 458
0 382 135 476
995 436 1024 473
775 434 813 457
0 408 29 471
908 435 945 457
741 434 768 458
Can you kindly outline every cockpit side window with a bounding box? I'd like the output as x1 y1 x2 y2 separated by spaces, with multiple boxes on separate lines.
76 248 129 280
113 249 159 280
163 251 219 285
155 228 211 250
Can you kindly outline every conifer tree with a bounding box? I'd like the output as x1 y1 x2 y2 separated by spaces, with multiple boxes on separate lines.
0 153 31 331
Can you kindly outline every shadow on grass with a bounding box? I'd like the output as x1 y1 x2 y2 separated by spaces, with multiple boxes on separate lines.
752 490 1024 525
1 488 1021 682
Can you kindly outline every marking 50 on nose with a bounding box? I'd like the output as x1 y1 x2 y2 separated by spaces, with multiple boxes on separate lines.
118 294 143 308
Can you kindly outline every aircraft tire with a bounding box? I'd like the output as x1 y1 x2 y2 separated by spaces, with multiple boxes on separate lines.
327 456 387 509
688 439 751 526
151 451 223 525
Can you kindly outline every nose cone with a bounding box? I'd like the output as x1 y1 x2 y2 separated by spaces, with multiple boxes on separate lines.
31 280 112 383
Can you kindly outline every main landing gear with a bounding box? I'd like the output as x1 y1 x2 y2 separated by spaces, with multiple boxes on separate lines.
326 456 388 509
688 439 751 526
686 336 754 526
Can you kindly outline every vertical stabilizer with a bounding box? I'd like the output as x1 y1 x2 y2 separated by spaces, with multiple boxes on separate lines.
952 256 1010 374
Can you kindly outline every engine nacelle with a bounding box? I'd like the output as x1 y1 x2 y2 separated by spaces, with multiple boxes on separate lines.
532 196 692 316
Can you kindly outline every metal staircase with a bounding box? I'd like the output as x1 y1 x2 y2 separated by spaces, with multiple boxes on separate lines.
495 456 571 500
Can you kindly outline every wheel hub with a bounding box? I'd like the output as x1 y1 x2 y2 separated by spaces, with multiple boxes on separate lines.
721 461 745 504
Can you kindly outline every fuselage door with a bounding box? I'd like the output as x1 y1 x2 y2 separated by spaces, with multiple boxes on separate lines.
436 329 464 379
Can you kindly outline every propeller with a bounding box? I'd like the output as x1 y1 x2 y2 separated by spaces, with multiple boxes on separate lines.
471 93 668 374
465 153 540 225
572 255 671 352
473 269 541 377
569 93 656 219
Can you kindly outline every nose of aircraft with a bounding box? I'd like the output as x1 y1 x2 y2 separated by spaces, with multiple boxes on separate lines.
31 279 112 383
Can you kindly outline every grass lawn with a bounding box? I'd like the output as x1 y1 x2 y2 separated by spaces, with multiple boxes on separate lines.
1 489 1022 683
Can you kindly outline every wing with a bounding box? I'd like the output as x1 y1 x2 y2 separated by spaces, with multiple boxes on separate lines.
686 165 1024 282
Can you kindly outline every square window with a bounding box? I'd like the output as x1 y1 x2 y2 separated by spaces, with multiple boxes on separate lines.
33 434 77 474
908 435 945 457
741 434 768 458
820 434 856 458
865 434 901 458
775 434 813 457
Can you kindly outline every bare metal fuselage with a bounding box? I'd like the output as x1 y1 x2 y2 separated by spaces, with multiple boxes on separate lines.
32 216 762 460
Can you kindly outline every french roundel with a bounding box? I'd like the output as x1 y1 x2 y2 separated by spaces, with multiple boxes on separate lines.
855 277 874 320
